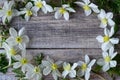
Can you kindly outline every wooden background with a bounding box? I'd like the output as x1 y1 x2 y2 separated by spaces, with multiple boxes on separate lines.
0 1 120 80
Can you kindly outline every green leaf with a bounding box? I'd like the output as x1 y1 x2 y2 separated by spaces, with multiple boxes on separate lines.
0 53 9 73
34 53 44 65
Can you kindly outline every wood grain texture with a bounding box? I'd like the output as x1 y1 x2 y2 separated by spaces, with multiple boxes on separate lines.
0 0 120 80
11 9 103 49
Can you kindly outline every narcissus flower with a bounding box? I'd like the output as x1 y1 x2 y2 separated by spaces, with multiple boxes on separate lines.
20 2 37 21
32 0 53 14
77 55 96 80
26 65 42 80
13 50 32 73
75 0 100 16
97 47 117 72
96 27 119 51
42 56 63 80
0 1 19 24
62 62 78 78
98 9 115 28
6 27 29 49
2 42 20 65
54 4 76 20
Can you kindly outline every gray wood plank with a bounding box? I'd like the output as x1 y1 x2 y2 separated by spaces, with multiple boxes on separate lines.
11 9 104 48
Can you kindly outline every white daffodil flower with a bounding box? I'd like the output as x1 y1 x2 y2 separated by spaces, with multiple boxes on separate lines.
77 55 96 80
6 27 29 49
42 56 63 80
75 0 100 16
13 50 32 73
31 0 53 14
62 62 78 78
0 1 19 24
2 42 20 66
98 9 115 28
25 64 42 80
54 4 76 20
97 47 117 72
20 2 37 21
96 27 119 51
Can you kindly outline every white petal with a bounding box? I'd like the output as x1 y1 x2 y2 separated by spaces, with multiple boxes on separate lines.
85 55 90 64
26 2 33 9
42 60 51 66
41 7 47 14
88 59 96 68
25 14 30 21
18 27 25 36
111 52 117 59
55 61 63 66
96 35 104 43
55 11 62 19
100 22 107 28
89 3 100 13
8 1 14 9
64 12 69 21
110 61 117 67
62 4 70 8
9 28 18 37
97 58 105 66
46 56 54 64
62 71 69 78
101 42 112 51
6 37 17 46
71 63 78 70
43 67 51 75
104 28 109 36
102 52 109 58
22 65 27 73
98 9 106 19
52 72 58 80
102 63 110 72
84 9 92 16
108 19 115 27
69 70 76 78
109 26 115 37
106 12 113 19
83 0 90 4
85 70 90 80
74 2 85 7
22 35 29 43
45 4 53 12
32 6 39 13
109 47 114 57
0 10 4 17
13 62 21 69
110 38 119 44
66 8 76 12
2 15 7 25
14 55 22 61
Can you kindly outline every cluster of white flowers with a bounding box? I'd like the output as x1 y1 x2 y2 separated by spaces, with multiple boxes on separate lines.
0 0 119 80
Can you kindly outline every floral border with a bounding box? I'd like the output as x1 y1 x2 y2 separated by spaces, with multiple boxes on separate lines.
0 0 119 80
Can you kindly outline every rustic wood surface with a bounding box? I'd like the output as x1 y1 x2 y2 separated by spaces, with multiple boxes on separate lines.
0 1 120 80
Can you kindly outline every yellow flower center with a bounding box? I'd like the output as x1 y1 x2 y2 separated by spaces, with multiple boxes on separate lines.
102 18 108 24
34 67 40 73
51 63 58 70
64 64 71 71
6 10 12 16
59 8 66 14
83 5 90 11
81 63 87 71
35 1 43 8
104 56 111 62
9 48 17 56
20 58 28 65
16 37 22 43
103 36 110 42
26 10 33 16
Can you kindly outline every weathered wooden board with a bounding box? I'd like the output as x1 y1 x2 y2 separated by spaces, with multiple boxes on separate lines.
0 0 120 80
12 10 103 49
